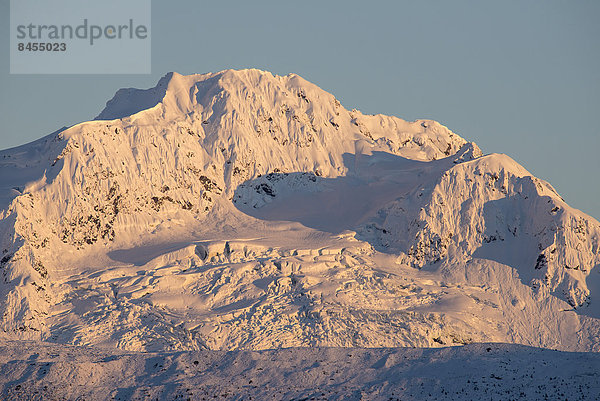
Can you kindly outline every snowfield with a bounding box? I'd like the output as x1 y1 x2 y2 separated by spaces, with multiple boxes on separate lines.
1 340 599 401
1 68 599 398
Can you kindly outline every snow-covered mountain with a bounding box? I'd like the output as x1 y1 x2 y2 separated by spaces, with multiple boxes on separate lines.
1 69 599 352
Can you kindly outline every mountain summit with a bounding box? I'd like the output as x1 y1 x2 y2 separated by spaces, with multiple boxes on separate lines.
0 69 599 351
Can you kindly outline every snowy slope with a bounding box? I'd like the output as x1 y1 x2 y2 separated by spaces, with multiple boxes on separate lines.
1 340 599 401
0 69 599 355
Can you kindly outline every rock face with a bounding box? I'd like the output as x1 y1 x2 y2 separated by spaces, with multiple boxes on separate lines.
0 69 599 351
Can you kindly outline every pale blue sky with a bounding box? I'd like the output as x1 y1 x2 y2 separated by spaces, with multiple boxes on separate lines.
1 1 599 219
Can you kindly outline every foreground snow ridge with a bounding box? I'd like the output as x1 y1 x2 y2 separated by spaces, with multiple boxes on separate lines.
0 69 599 362
1 341 599 400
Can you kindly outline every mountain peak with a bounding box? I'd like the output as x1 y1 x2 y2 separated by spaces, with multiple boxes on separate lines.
2 69 599 352
95 71 205 120
95 69 319 121
94 69 470 164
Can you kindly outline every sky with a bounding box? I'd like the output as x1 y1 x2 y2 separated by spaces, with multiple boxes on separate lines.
1 0 599 220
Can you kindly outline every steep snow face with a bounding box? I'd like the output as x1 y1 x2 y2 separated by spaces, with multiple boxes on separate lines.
1 69 471 258
95 69 469 183
364 152 600 308
0 69 599 352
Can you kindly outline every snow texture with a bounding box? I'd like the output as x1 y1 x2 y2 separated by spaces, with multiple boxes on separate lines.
1 340 599 401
